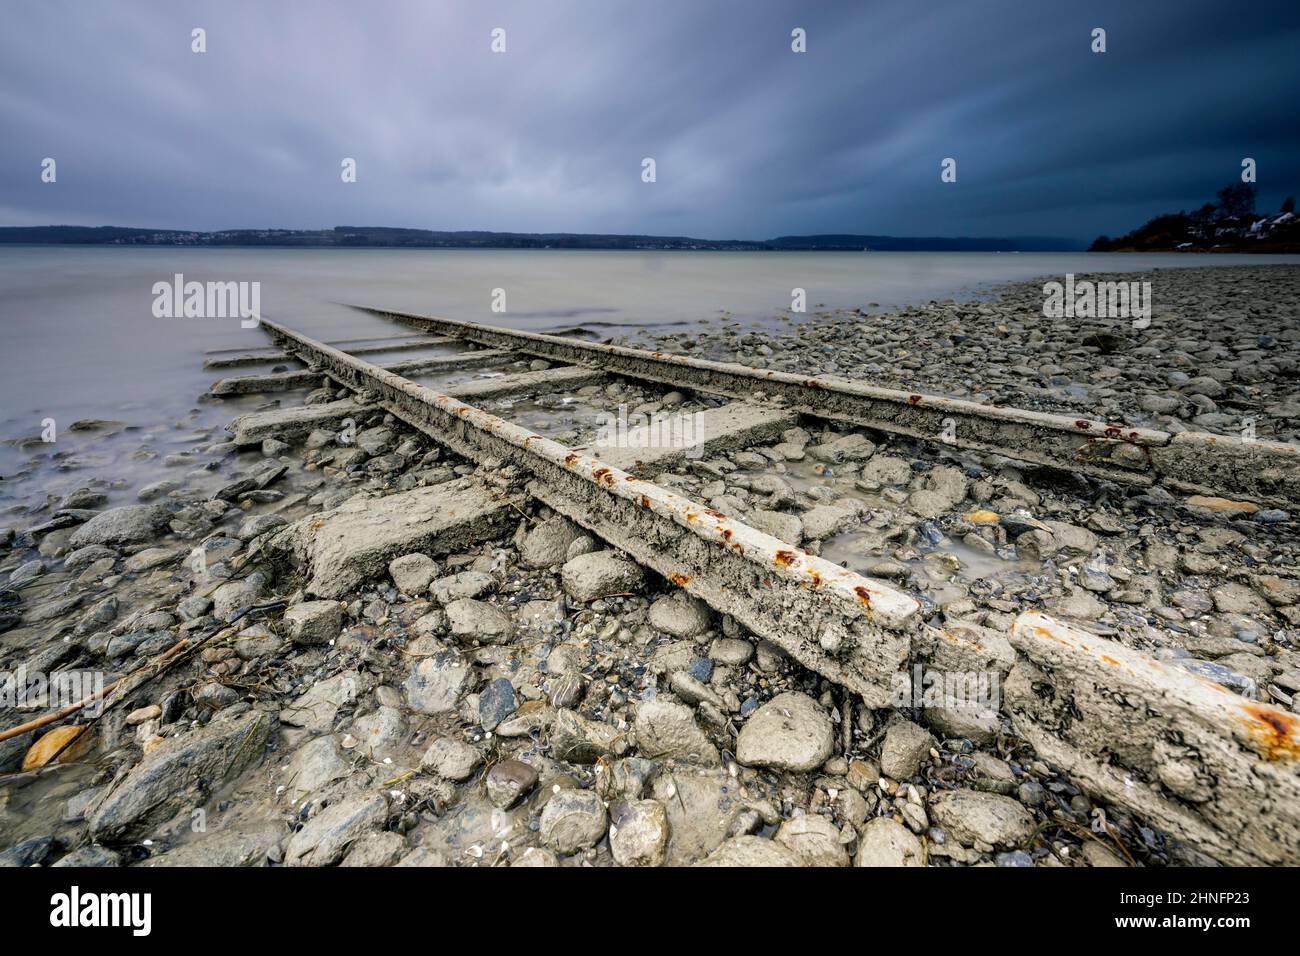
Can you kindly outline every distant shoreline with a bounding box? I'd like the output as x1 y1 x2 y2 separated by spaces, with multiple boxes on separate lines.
0 225 1085 253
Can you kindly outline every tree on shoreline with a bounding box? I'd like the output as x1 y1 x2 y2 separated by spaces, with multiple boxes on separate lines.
1090 183 1296 252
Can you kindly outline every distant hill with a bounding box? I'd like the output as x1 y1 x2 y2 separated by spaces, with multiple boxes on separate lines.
1090 184 1299 253
0 224 1081 252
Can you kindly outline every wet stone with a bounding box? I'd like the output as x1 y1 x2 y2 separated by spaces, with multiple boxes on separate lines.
486 759 538 808
478 677 518 731
880 721 936 781
540 788 607 854
735 692 835 772
421 738 483 782
854 817 924 867
561 550 646 602
283 600 344 646
609 799 670 867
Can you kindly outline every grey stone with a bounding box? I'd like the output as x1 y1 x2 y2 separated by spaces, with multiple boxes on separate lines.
340 830 408 867
540 789 607 854
51 846 122 867
9 560 46 585
283 672 374 733
404 651 472 716
233 622 282 660
350 706 407 762
634 699 719 765
696 836 800 867
735 692 834 772
286 793 388 866
880 721 936 780
478 677 518 731
211 574 267 622
709 637 754 666
610 799 669 867
284 735 349 802
283 600 344 646
748 509 803 545
549 708 621 763
237 513 287 540
800 504 858 541
421 738 483 781
520 515 585 569
486 759 539 808
89 709 276 842
0 837 55 867
775 813 849 867
928 790 1035 847
74 595 118 635
123 547 182 573
561 549 646 602
388 552 438 594
69 504 171 548
446 598 514 644
854 817 924 867
273 481 514 598
63 545 116 573
430 570 495 604
648 591 712 638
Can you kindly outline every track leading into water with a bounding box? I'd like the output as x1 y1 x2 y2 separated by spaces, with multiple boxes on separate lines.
346 305 1300 509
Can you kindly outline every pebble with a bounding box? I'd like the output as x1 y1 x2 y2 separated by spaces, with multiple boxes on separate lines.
880 720 936 780
775 813 849 867
854 817 924 867
609 799 670 867
478 677 519 731
486 759 539 808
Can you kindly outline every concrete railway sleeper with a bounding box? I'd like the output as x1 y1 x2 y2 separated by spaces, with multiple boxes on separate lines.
250 315 1300 865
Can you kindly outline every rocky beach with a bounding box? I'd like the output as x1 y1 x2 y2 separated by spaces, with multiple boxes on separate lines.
2 263 1298 869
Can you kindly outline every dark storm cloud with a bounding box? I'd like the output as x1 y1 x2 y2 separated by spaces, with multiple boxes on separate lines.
2 0 1297 241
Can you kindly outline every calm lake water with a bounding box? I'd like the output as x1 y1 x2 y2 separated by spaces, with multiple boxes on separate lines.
1 246 1297 516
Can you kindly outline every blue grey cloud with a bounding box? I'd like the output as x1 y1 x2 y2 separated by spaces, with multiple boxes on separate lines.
2 0 1297 241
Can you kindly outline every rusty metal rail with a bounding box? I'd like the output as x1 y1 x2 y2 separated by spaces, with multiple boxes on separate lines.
257 316 919 707
245 316 1300 864
352 305 1300 508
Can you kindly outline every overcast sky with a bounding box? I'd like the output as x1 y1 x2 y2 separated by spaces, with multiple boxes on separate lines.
2 0 1297 241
